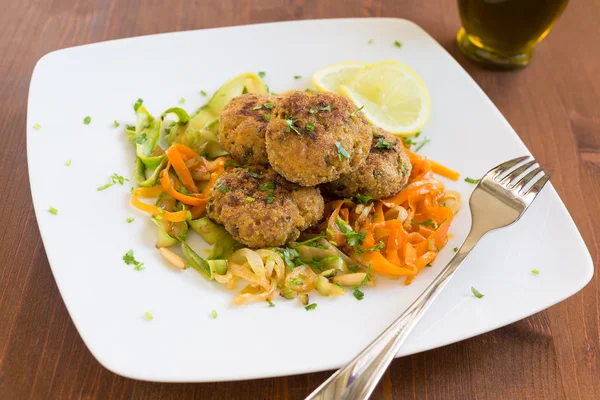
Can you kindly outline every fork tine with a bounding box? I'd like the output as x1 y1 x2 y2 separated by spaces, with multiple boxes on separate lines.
490 156 530 179
499 160 537 187
523 173 550 197
512 167 543 193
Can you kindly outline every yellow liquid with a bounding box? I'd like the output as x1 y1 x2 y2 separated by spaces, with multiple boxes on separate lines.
457 0 569 68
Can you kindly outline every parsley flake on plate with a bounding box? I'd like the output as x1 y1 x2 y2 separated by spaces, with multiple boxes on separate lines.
97 173 129 191
471 286 484 298
465 177 481 184
179 97 186 104
453 247 458 252
144 311 154 321
200 90 207 96
353 288 364 300
33 123 41 130
113 120 120 128
83 116 92 125
126 217 135 223
305 303 317 311
294 75 302 80
65 160 72 167
48 206 59 215
123 249 145 270
267 299 275 307
335 142 350 161
258 71 266 78
394 40 402 48
212 309 218 319
532 269 540 275
368 38 373 44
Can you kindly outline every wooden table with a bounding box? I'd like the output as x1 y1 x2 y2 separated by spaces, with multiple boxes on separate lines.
1 1 598 399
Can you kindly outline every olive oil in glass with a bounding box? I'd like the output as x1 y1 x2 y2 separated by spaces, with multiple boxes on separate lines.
457 0 569 69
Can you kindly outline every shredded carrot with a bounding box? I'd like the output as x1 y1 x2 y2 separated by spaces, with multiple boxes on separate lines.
173 143 198 160
166 145 198 193
160 162 206 206
429 159 460 181
130 188 188 222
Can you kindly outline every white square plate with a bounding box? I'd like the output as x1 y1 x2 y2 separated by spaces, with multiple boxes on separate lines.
27 18 593 382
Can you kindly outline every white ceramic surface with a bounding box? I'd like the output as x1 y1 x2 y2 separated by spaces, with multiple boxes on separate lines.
27 18 593 382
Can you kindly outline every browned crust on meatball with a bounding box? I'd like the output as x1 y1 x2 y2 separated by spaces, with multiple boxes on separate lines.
323 128 412 199
206 165 324 248
265 91 371 187
218 94 275 165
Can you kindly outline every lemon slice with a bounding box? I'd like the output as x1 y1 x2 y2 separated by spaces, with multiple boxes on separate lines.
340 61 430 135
312 61 369 95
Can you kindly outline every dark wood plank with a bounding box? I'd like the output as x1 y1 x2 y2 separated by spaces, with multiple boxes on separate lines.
0 0 598 399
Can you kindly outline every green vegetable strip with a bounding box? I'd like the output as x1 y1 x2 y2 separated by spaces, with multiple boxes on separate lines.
161 107 190 125
180 241 213 280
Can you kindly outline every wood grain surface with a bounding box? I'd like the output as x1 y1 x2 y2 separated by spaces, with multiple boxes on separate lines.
1 1 598 399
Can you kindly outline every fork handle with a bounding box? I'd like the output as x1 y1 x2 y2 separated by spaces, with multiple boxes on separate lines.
305 228 484 400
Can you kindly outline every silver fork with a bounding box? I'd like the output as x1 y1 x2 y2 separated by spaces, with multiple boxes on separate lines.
306 156 550 400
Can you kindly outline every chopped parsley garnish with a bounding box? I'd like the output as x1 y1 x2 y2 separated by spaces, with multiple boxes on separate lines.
246 197 255 203
368 39 373 44
320 105 331 112
126 217 135 223
113 120 120 128
260 181 275 203
353 289 364 300
294 75 302 80
253 105 262 110
355 241 385 255
285 118 301 135
414 137 430 152
295 233 327 247
132 133 147 144
242 86 248 94
349 105 364 118
133 98 144 111
309 108 317 114
305 303 317 311
123 249 144 270
376 136 393 149
425 263 433 267
305 88 317 93
157 207 164 214
200 90 207 96
83 116 92 125
264 113 272 120
289 277 304 286
355 193 373 204
333 281 344 289
394 40 402 48
144 311 154 321
464 177 481 184
224 159 243 169
336 217 366 247
532 269 540 275
471 286 484 298
33 123 41 130
267 299 275 307
247 167 264 179
273 247 299 270
335 142 350 161
306 122 315 132
48 206 58 215
453 247 458 252
216 184 229 193
179 97 185 104
411 219 438 229
258 71 266 78
211 310 218 319
97 173 129 191
263 103 274 109
65 160 72 167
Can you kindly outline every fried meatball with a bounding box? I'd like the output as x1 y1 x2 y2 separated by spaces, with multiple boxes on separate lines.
265 91 371 186
323 128 412 199
206 165 324 248
219 93 276 165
